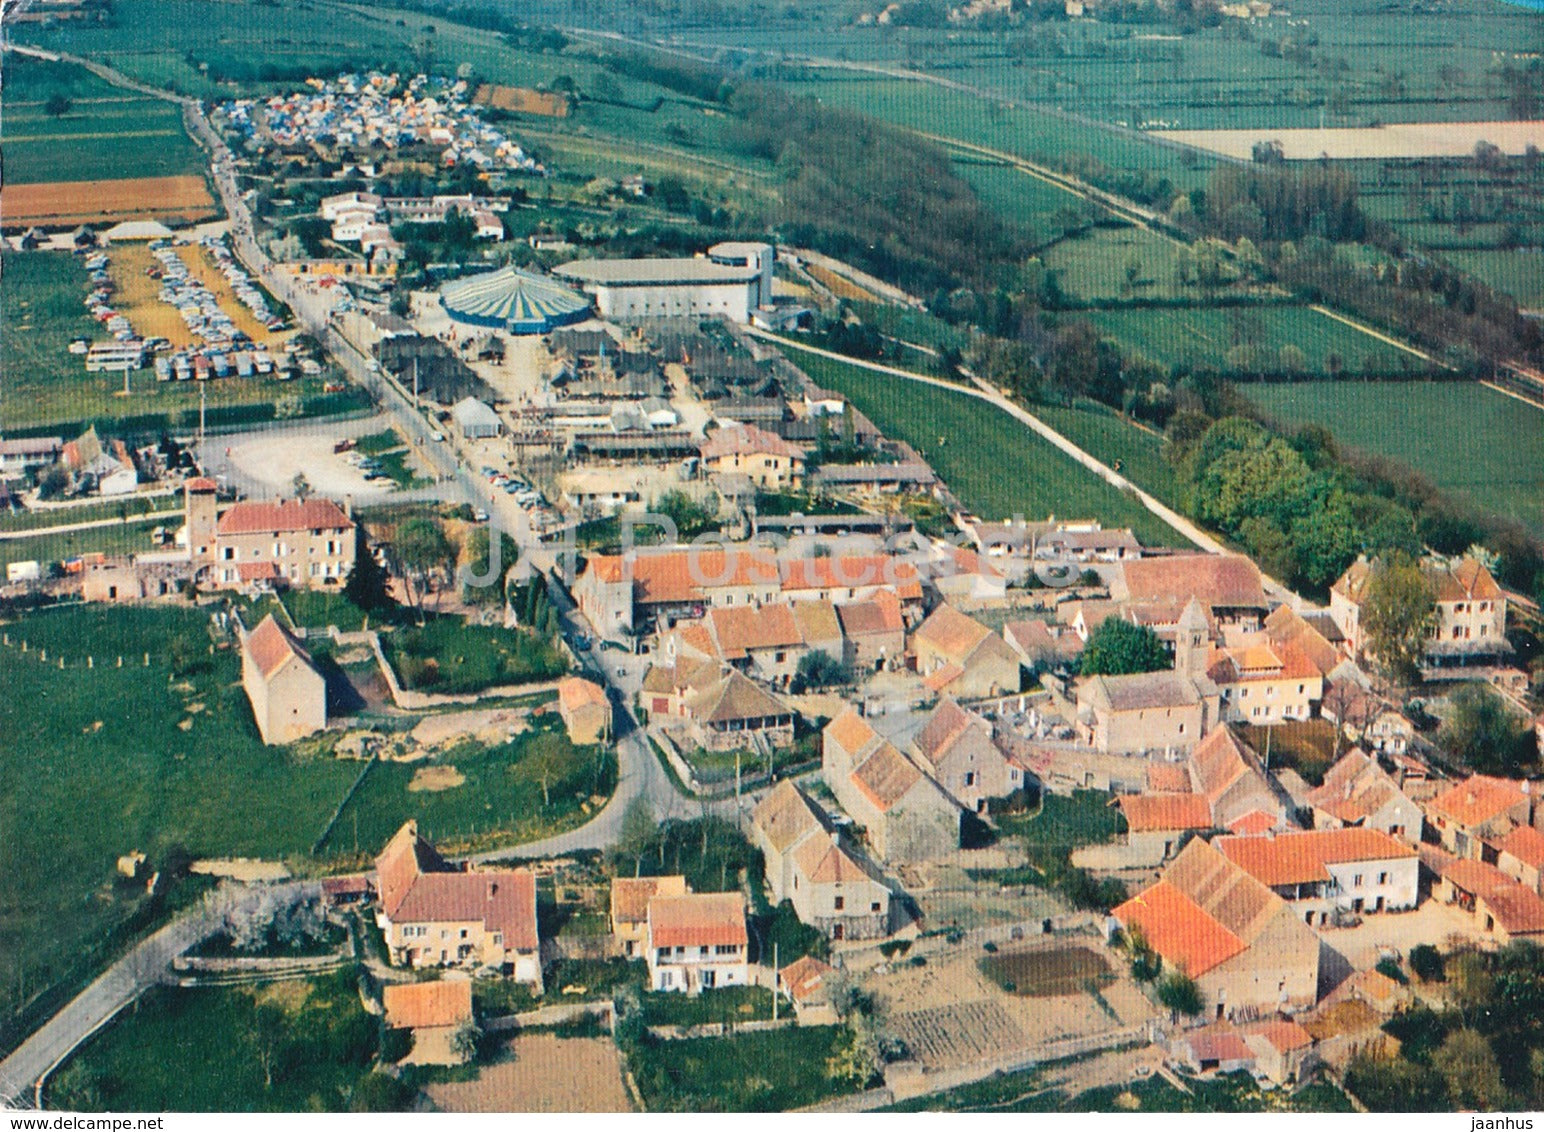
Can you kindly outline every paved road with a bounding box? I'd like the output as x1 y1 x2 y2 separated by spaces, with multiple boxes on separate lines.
0 882 317 1109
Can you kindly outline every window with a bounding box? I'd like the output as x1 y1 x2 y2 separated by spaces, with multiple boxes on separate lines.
871 902 882 913
1353 874 1363 887
1378 872 1389 885
964 772 976 787
834 895 845 910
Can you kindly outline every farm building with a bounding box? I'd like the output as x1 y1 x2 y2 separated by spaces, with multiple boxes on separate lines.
451 396 502 440
438 266 591 335
555 675 610 745
382 980 475 1066
239 613 327 745
375 820 543 986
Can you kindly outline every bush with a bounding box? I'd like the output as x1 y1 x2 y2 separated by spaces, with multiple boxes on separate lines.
1376 957 1409 985
1409 944 1446 983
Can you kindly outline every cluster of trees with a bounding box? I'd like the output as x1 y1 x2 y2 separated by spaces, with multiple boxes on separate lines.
1347 944 1544 1111
1168 415 1421 593
1194 163 1369 244
720 85 1023 295
1438 683 1539 776
1079 618 1169 677
212 889 332 955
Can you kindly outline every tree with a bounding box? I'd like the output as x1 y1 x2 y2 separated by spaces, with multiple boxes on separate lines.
1361 553 1436 685
393 517 453 618
1080 618 1169 677
250 1002 291 1090
615 797 656 877
1435 1027 1507 1110
1439 683 1536 775
45 93 72 118
37 465 70 500
1126 925 1161 983
291 472 312 501
791 649 851 693
343 525 391 613
450 1019 482 1063
1156 971 1203 1016
825 1012 883 1088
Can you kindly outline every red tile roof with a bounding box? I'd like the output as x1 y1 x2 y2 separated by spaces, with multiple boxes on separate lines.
383 979 473 1031
913 604 991 663
1118 793 1213 833
374 820 539 950
780 955 837 1003
1113 880 1246 977
243 613 314 680
826 708 878 760
648 892 747 948
1226 809 1280 837
1496 825 1544 871
1427 775 1528 829
699 424 806 462
216 497 353 536
557 675 608 712
1215 828 1415 888
1120 553 1266 610
836 589 905 637
611 875 687 927
1146 762 1194 793
850 741 924 812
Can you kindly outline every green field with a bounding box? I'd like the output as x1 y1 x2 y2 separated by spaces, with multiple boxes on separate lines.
46 972 407 1112
951 157 1089 240
1440 250 1544 310
0 604 597 1046
1086 305 1413 375
780 347 1186 547
1041 225 1206 303
1248 380 1544 537
1027 401 1182 512
1 54 206 185
626 1025 859 1112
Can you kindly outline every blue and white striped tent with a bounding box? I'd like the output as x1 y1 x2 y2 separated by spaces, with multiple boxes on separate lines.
439 266 592 334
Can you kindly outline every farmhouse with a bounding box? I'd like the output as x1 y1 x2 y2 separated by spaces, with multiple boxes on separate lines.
202 495 355 590
1215 828 1419 923
836 590 907 673
645 891 750 993
1426 853 1544 944
610 875 688 959
641 660 796 752
1115 793 1215 866
1495 825 1544 895
698 424 806 489
1113 553 1269 630
910 697 1024 813
779 955 840 1024
1205 640 1324 725
1112 837 1320 1019
375 821 542 986
751 780 891 941
698 599 844 689
1003 618 1085 672
239 613 327 746
1424 774 1531 859
574 546 921 639
1188 726 1289 832
910 603 1021 700
1305 750 1424 843
822 709 960 864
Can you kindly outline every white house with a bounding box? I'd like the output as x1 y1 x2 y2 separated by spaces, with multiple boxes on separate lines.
1215 828 1420 925
645 891 749 993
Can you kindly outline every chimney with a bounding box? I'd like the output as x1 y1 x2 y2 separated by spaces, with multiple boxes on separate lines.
344 493 354 518
488 881 498 900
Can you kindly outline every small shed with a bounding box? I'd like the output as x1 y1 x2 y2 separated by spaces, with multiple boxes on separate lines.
451 396 501 440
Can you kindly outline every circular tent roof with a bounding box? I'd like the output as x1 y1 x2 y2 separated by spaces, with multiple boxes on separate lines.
439 267 591 335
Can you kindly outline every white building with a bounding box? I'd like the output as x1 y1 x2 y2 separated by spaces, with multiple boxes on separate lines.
645 891 750 993
1215 828 1420 925
554 243 773 324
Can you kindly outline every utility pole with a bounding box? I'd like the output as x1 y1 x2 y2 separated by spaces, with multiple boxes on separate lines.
772 941 779 1022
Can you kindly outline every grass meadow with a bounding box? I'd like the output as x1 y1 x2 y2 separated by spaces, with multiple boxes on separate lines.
1086 304 1411 375
1248 379 1544 538
0 603 595 1049
780 347 1186 547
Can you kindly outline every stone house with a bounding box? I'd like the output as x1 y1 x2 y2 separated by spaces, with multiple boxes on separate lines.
240 613 327 745
205 495 356 590
1076 670 1213 756
1305 750 1424 844
751 780 891 941
1112 837 1320 1020
375 821 542 987
556 675 610 745
910 603 1021 700
909 697 1024 813
822 708 960 864
836 590 907 673
610 875 688 959
1214 828 1420 923
1424 774 1531 860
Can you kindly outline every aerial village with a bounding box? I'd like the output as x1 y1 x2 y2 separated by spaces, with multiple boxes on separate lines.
4 59 1544 1116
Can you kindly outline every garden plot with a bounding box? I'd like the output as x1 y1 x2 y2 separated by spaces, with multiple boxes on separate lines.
425 1035 631 1112
889 999 1028 1071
